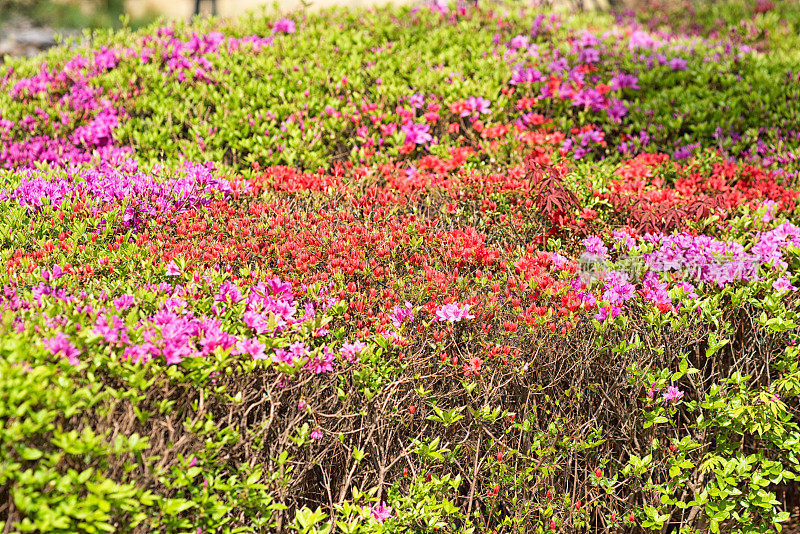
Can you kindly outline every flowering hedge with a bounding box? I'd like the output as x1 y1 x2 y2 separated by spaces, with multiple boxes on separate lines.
2 1 800 533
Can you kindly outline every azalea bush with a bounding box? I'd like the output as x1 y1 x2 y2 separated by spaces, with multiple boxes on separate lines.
2 1 800 533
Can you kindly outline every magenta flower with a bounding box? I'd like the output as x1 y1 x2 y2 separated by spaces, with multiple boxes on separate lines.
272 18 296 34
594 305 621 322
341 340 366 362
165 260 181 276
215 281 243 304
773 276 797 293
313 326 329 337
243 311 271 334
510 66 544 85
606 99 628 123
390 302 414 327
609 73 639 91
273 348 294 365
235 337 268 360
508 35 529 50
370 502 392 523
668 57 688 71
762 200 778 223
435 302 475 323
401 122 432 145
290 341 308 359
406 93 424 109
583 236 609 258
92 314 129 344
163 342 192 365
464 96 491 116
113 294 135 311
662 386 684 402
43 332 81 366
305 345 335 374
310 429 323 440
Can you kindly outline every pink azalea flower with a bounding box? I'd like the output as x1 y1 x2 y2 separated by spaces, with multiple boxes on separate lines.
370 502 392 523
313 326 329 337
341 340 366 362
662 386 684 402
43 332 81 366
243 311 271 334
435 302 475 323
401 122 432 145
165 260 181 276
762 200 777 223
235 337 268 360
272 18 296 34
273 348 294 365
290 341 308 359
773 276 797 293
594 305 621 322
113 294 135 311
305 345 335 374
390 302 414 327
310 429 323 440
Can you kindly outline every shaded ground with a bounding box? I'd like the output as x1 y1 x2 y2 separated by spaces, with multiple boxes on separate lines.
0 16 72 58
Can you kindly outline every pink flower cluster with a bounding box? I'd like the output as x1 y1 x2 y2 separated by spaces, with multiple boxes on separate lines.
435 302 475 323
390 302 414 327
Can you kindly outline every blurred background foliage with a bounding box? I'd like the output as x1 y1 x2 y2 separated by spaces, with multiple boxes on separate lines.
0 0 152 30
1 0 799 30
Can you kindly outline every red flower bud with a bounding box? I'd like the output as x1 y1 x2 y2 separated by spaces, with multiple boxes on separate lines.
594 467 602 478
610 512 617 523
550 519 557 531
669 444 677 453
403 467 408 477
546 489 552 501
496 450 504 462
409 405 416 415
